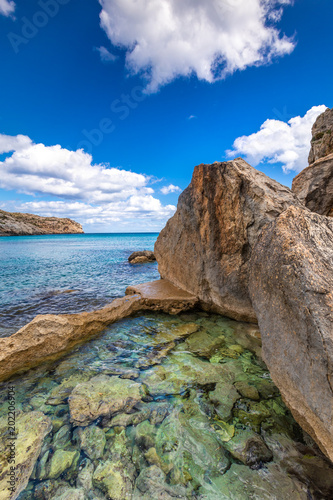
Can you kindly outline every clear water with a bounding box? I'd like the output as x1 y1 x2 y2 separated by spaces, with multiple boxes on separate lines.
1 312 331 499
0 233 159 337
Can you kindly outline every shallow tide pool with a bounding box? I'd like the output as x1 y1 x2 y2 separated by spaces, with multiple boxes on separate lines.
1 312 332 499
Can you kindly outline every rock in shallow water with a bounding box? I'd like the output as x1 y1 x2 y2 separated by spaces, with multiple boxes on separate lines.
68 375 145 426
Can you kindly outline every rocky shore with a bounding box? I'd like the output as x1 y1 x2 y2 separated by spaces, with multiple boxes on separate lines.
0 210 84 236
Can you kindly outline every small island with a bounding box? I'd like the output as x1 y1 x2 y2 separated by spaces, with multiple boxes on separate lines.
0 210 84 236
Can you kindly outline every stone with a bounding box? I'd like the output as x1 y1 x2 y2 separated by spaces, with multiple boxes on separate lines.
128 250 156 264
155 158 301 322
48 450 80 479
234 381 260 400
133 465 187 500
185 330 225 358
208 381 240 420
0 209 84 236
223 429 273 466
292 153 333 217
78 425 106 460
308 106 333 164
93 459 133 500
52 488 86 500
135 420 157 450
0 280 197 383
52 424 72 450
249 205 333 461
76 458 94 491
69 375 144 426
47 373 92 405
0 411 52 500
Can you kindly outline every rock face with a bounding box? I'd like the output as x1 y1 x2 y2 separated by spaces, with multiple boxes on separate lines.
249 205 333 461
0 209 84 236
155 158 301 322
128 250 156 264
292 153 333 217
308 107 333 164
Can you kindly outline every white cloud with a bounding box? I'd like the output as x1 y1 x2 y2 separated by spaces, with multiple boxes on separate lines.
160 184 181 195
95 46 117 63
0 0 15 17
227 105 328 173
99 0 295 92
0 133 177 228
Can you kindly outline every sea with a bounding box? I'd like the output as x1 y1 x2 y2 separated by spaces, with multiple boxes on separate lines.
0 233 159 337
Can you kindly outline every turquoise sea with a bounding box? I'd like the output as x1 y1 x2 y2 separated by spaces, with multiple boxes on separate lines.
0 233 159 337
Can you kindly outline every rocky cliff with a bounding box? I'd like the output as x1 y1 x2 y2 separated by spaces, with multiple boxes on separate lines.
292 107 333 217
0 210 84 236
154 158 301 323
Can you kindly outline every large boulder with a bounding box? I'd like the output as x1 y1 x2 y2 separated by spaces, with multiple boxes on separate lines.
128 251 156 264
249 205 333 461
308 106 333 164
155 159 301 322
292 153 333 217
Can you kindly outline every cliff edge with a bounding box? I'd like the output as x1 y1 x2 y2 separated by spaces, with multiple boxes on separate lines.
0 210 84 236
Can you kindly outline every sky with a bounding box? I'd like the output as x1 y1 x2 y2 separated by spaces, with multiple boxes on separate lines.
0 0 332 232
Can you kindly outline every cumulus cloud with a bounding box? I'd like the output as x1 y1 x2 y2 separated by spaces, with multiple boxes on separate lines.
99 0 295 91
95 46 117 63
0 0 15 17
160 184 181 195
227 105 327 173
0 133 176 227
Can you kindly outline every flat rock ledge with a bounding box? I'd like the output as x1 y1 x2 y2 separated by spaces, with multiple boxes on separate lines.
0 280 198 383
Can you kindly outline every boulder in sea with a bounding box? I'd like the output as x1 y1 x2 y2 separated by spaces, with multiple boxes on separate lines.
154 158 301 322
128 250 156 264
249 205 333 461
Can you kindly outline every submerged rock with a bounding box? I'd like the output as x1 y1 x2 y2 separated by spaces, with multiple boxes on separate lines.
77 425 106 460
0 411 52 500
69 375 144 426
249 205 333 461
48 449 80 479
93 459 134 499
133 465 187 500
223 429 273 467
154 158 301 322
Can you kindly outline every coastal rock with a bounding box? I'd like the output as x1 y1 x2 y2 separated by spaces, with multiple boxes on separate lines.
308 106 333 164
69 375 144 426
154 159 301 322
128 250 156 264
0 411 52 500
0 280 197 383
0 209 84 236
292 153 333 217
223 429 273 466
48 450 80 479
249 205 333 461
93 459 134 500
77 425 106 460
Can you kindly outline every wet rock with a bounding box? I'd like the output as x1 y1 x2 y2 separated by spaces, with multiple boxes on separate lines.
47 374 92 405
52 488 86 500
144 447 173 475
78 425 106 460
155 158 301 322
0 411 52 499
93 459 133 500
249 205 333 460
128 250 156 264
69 375 144 426
133 465 187 500
234 381 260 400
76 458 94 491
208 382 240 420
52 424 72 450
209 420 235 442
199 463 308 499
37 450 51 481
135 420 157 450
48 450 80 479
233 400 271 432
224 429 273 467
185 331 225 358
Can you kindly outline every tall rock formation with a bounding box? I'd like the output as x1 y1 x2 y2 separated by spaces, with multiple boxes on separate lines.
249 206 333 461
154 158 301 323
0 210 84 236
292 106 333 217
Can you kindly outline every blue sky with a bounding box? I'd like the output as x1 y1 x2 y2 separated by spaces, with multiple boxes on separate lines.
0 0 332 232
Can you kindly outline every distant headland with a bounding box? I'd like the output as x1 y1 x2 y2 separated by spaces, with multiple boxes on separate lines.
0 209 84 236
